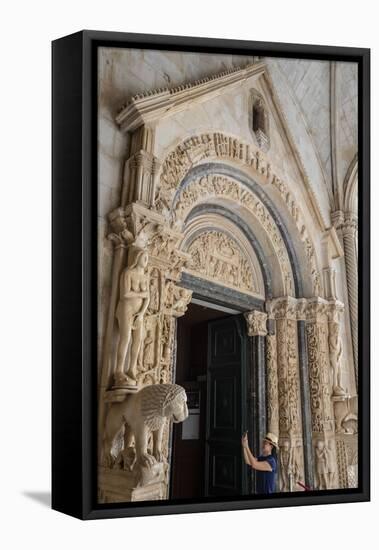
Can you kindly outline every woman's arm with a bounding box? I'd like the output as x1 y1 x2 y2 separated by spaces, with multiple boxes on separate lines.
241 434 273 472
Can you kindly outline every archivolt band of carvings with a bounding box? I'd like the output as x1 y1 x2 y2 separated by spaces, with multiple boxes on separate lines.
163 173 295 296
156 132 321 296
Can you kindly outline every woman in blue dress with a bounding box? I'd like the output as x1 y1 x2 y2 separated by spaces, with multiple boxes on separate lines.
241 431 278 494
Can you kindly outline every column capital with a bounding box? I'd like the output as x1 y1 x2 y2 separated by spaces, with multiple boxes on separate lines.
266 296 299 321
327 300 344 323
244 310 268 336
342 212 358 235
331 209 345 230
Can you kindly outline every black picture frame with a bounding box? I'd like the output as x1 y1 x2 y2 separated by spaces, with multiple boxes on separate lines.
52 30 370 520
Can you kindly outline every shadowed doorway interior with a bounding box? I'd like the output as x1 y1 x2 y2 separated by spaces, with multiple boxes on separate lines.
170 300 249 499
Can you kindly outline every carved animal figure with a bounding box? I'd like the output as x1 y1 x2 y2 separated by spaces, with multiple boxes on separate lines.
103 383 188 469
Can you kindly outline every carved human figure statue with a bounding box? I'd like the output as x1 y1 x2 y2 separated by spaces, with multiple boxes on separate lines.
279 438 302 492
279 439 291 492
114 247 150 387
327 440 337 488
329 322 346 396
315 440 329 490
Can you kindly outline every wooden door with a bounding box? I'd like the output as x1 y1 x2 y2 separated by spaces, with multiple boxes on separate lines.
205 315 248 496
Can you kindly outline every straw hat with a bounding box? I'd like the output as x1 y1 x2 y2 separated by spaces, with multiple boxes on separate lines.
263 432 279 449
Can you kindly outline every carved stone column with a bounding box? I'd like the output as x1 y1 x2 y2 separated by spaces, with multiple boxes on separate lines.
268 298 305 492
305 299 338 489
244 311 267 464
342 214 358 388
265 318 279 440
296 300 314 489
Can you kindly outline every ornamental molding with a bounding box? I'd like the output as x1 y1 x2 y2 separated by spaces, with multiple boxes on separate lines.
116 62 265 132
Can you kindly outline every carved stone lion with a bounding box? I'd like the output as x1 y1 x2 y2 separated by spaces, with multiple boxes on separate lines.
103 383 188 469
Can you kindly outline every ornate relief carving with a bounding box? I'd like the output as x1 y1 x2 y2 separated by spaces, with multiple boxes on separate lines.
266 333 279 438
168 174 295 295
103 384 188 476
269 298 302 438
279 438 303 492
314 439 335 490
271 299 305 490
276 317 302 435
156 132 321 295
164 281 192 317
335 439 349 488
186 231 258 295
306 321 333 433
158 133 271 195
328 317 347 397
244 310 268 336
335 434 358 489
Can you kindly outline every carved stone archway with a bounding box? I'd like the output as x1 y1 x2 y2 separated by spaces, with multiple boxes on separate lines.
98 69 355 501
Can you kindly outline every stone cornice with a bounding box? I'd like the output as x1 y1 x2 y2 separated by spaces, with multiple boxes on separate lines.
116 62 266 132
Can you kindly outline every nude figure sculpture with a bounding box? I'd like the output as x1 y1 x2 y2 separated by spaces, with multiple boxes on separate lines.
114 247 150 387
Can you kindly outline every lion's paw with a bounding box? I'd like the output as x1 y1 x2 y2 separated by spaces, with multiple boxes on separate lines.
138 453 157 468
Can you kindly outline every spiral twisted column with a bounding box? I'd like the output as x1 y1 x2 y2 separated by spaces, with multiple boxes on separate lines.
342 214 358 388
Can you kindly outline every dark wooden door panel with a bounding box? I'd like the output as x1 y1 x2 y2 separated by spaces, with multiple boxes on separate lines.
208 443 241 495
205 316 247 497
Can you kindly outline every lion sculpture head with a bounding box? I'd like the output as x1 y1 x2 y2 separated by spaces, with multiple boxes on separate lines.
140 383 189 431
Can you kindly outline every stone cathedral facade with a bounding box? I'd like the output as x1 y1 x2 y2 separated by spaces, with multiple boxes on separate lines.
97 48 358 502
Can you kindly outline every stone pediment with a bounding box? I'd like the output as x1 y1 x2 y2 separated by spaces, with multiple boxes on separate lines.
116 62 265 132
